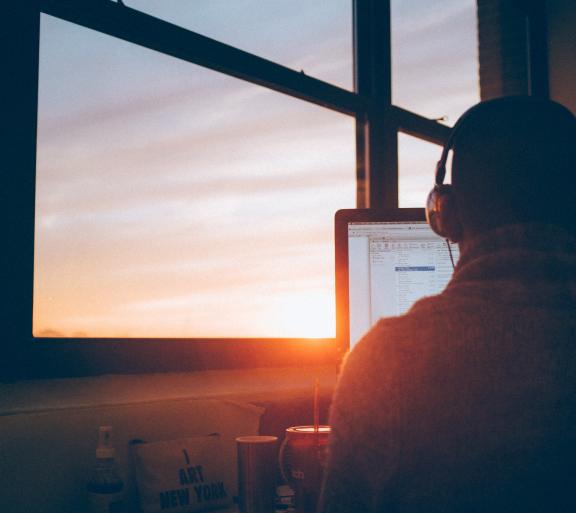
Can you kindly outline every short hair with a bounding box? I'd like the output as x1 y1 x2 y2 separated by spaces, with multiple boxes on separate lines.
451 96 576 235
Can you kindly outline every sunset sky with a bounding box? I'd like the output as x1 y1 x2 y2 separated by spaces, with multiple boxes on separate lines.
33 0 478 339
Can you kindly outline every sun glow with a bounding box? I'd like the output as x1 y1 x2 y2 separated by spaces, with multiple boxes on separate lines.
269 290 335 339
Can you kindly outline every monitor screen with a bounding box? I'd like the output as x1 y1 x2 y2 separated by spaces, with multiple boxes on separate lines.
342 216 459 348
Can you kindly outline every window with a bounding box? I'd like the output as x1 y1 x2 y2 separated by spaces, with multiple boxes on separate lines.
4 0 479 378
35 15 355 340
398 133 446 207
391 0 480 208
391 0 479 123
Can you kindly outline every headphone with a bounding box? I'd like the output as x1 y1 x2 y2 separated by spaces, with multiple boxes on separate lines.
425 105 479 242
426 96 569 241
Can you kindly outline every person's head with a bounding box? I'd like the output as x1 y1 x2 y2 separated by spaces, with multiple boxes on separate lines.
426 96 576 245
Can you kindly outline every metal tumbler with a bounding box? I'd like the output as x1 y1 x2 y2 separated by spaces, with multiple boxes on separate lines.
236 435 278 513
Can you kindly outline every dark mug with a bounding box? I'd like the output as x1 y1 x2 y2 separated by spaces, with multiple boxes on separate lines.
279 426 330 513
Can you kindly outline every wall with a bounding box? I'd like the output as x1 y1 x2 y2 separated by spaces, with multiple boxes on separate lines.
476 0 576 114
547 0 576 114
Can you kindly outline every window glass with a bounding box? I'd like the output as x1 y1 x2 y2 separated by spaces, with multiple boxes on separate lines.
391 0 479 123
398 133 442 208
34 14 355 339
127 0 353 91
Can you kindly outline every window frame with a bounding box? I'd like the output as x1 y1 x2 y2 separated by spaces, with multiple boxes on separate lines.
3 0 450 379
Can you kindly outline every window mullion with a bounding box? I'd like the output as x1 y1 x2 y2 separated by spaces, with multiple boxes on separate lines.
353 0 396 208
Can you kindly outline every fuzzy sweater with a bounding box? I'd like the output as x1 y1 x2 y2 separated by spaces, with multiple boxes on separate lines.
319 224 576 513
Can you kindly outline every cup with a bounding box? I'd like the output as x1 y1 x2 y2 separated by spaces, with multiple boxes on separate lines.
236 435 278 513
279 426 331 513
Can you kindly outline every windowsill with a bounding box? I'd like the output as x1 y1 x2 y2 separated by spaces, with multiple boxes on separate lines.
0 365 338 416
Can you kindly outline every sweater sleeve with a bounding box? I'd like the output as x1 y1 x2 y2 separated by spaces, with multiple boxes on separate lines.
318 329 402 513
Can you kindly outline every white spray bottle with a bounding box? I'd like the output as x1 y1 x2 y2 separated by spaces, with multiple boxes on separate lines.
87 426 124 513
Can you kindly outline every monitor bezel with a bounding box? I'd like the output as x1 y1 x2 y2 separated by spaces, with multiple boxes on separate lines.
334 208 427 352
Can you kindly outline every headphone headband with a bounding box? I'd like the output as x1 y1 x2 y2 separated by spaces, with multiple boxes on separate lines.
434 104 478 186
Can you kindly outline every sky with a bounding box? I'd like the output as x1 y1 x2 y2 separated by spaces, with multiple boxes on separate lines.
33 0 478 339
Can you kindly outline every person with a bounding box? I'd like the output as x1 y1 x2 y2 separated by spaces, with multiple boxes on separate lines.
319 96 576 513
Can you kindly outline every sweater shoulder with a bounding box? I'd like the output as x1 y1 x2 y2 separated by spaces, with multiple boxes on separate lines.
355 294 451 353
343 291 470 390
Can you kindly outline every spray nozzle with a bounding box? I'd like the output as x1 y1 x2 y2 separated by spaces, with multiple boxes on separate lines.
96 426 116 459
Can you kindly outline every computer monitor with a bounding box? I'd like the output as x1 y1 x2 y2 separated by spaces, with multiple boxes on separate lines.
335 209 459 350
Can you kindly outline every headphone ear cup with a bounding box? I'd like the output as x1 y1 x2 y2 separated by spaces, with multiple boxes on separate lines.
426 184 462 242
426 185 448 237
